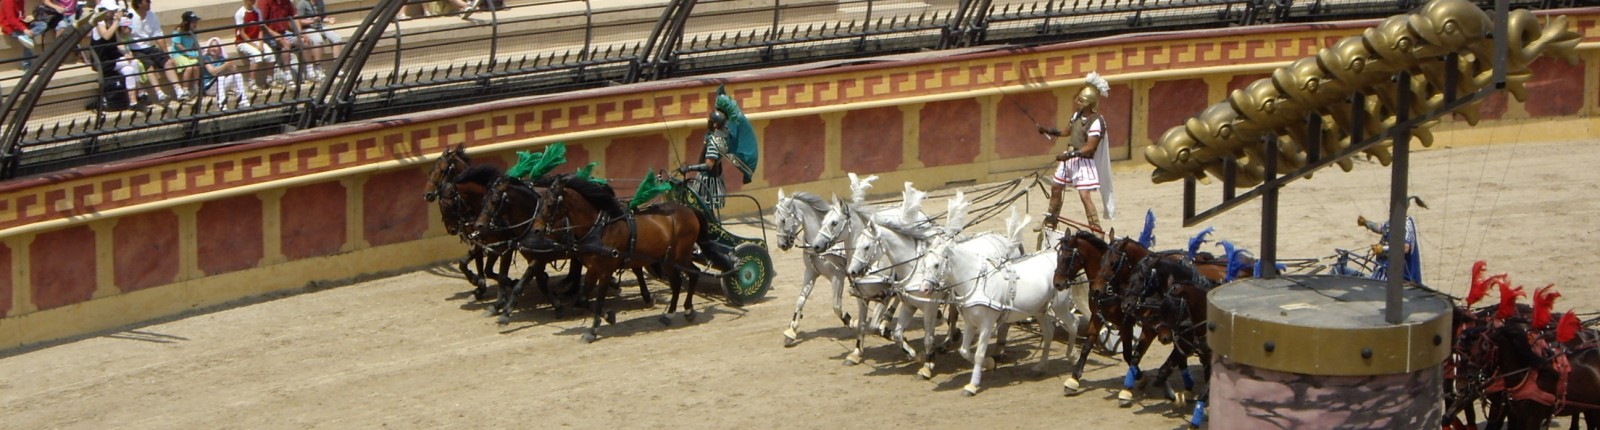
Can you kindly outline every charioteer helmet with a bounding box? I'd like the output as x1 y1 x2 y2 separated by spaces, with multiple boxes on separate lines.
1077 71 1112 113
708 110 729 129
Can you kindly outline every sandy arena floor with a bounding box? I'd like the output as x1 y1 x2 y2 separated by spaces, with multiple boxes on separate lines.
3 138 1596 430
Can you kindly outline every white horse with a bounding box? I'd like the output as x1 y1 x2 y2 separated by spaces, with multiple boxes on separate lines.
774 189 855 347
905 204 1030 380
953 244 1078 397
823 182 930 366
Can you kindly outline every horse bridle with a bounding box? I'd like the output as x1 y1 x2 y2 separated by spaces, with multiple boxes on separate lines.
476 177 543 248
425 150 466 202
1054 239 1093 290
774 200 805 250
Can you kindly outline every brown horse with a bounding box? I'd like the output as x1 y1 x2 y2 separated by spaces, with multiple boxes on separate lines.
472 175 652 323
1054 230 1158 401
1125 254 1228 406
520 178 705 343
1098 236 1196 405
424 145 509 299
1454 309 1600 430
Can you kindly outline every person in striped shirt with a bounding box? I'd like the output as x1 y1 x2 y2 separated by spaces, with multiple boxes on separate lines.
679 109 729 210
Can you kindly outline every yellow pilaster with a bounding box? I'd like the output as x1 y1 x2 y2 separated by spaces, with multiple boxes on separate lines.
978 95 999 163
664 127 693 170
342 176 370 252
1130 79 1154 159
1052 88 1076 155
7 234 36 315
821 111 845 180
1203 74 1232 106
588 139 613 179
89 219 118 299
174 204 203 280
260 188 286 265
745 121 771 189
1585 50 1599 116
425 193 446 238
899 104 925 170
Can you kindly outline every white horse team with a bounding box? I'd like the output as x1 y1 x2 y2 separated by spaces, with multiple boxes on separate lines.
774 174 1085 397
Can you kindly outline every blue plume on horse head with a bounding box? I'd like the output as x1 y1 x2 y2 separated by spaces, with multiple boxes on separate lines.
1252 259 1288 279
1137 209 1156 249
1219 241 1248 282
1187 226 1214 260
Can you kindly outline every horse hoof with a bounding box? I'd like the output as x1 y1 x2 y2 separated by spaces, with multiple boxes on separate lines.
840 314 852 328
982 357 996 371
581 332 597 343
782 329 800 348
483 307 498 317
659 315 673 327
917 366 934 380
684 309 698 323
961 384 980 397
496 314 510 325
1118 389 1135 407
605 311 617 325
1063 377 1084 396
844 352 862 366
1173 389 1191 405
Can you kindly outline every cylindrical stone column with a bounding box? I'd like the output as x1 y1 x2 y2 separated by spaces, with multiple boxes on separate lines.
1207 276 1451 429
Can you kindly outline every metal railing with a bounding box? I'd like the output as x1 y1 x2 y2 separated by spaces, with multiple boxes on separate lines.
1 0 1591 179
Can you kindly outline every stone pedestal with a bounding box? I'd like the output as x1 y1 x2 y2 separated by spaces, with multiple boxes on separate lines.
1207 276 1451 429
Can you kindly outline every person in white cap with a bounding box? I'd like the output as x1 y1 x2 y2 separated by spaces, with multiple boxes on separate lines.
127 0 189 102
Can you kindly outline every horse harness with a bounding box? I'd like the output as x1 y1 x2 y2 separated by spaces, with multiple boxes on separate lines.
1482 331 1600 414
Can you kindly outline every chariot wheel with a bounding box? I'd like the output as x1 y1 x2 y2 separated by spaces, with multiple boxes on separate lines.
1098 324 1144 355
720 242 774 308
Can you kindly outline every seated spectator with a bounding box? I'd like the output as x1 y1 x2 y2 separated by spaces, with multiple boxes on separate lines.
295 0 339 80
91 8 142 109
201 36 249 109
30 0 76 47
2 0 36 70
128 0 190 103
234 0 274 91
169 11 202 97
258 0 298 85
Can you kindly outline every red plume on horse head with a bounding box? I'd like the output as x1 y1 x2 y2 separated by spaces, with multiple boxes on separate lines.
1467 261 1491 306
1532 284 1561 328
1496 281 1525 320
1558 311 1581 343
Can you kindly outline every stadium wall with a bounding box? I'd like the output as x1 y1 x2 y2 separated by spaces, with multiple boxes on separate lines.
3 14 1598 351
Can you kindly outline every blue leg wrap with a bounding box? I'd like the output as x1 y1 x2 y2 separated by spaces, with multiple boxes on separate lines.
1123 366 1140 389
1190 400 1207 427
1181 368 1195 390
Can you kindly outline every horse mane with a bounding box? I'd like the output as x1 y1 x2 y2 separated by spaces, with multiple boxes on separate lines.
788 191 831 214
875 216 939 241
556 175 626 218
1073 230 1110 251
454 164 504 186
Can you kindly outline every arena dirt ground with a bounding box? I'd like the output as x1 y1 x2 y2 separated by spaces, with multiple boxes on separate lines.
3 138 1596 429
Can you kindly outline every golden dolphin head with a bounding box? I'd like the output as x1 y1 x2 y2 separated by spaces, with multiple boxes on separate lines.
1409 0 1491 55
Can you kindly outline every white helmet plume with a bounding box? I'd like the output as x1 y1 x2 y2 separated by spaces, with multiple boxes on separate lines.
1085 72 1110 97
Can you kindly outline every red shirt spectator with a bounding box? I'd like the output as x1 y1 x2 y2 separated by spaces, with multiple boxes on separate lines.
259 0 294 36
